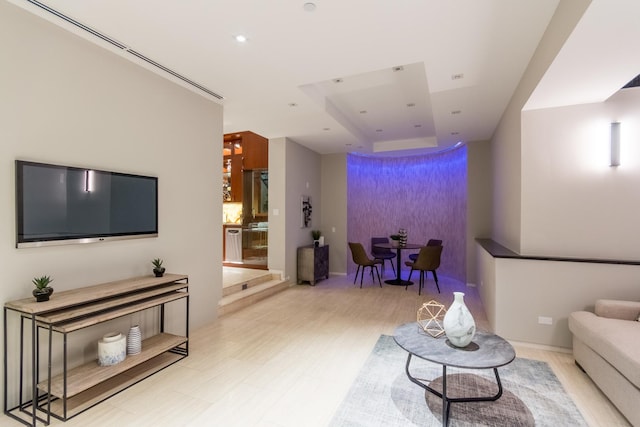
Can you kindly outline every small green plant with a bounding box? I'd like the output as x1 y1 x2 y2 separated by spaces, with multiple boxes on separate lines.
311 230 321 240
152 258 166 277
32 275 53 290
32 275 54 301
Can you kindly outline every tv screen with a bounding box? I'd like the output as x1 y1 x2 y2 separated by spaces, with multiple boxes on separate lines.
16 160 158 248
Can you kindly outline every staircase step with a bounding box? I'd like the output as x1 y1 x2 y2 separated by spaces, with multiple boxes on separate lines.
218 278 290 316
222 272 276 297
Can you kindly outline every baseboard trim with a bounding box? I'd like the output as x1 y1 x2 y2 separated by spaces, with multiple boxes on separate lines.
508 339 572 354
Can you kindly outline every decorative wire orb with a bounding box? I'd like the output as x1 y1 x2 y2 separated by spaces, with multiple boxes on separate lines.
417 300 447 338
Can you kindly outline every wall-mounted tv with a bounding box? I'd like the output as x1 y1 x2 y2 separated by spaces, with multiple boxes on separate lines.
16 160 158 248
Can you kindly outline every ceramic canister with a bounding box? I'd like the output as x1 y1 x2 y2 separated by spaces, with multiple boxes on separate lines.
98 332 127 366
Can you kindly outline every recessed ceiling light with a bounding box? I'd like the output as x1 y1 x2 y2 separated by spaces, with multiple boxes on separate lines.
303 2 316 12
234 34 248 43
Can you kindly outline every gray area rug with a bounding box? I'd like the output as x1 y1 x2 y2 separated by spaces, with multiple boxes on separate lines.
330 335 586 427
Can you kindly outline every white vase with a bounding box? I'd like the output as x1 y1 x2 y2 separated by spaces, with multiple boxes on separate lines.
127 325 142 355
442 292 476 347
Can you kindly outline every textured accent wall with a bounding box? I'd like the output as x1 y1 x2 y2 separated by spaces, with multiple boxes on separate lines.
347 147 467 282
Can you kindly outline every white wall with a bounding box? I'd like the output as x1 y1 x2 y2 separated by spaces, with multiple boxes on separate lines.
268 137 321 282
466 141 492 285
491 0 589 253
267 138 286 274
522 88 640 258
1 0 222 404
475 0 640 348
494 257 640 347
485 88 640 348
321 154 348 275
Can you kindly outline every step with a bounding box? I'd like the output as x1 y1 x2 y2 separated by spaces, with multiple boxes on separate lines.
218 278 290 317
222 271 276 297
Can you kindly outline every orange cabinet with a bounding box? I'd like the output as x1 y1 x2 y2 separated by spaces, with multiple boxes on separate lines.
224 131 268 170
241 132 268 170
223 131 268 203
223 140 243 202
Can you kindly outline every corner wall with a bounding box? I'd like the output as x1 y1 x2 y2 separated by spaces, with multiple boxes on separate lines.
347 149 467 282
1 0 221 404
490 0 589 253
268 137 321 282
521 89 640 258
466 140 492 285
321 154 348 274
479 2 640 348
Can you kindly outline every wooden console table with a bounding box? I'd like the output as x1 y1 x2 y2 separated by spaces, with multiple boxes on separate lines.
3 274 189 426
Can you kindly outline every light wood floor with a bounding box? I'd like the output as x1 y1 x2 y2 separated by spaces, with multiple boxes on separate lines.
14 270 630 427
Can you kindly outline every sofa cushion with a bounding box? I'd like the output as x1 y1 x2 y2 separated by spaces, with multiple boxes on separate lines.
569 311 640 388
595 299 640 321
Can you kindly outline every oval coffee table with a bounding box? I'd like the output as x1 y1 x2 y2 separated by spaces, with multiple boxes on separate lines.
393 322 515 426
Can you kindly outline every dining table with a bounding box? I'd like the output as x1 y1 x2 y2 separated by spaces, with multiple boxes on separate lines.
373 242 423 286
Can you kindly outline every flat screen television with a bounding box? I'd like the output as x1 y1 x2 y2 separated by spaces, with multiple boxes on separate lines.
16 160 158 248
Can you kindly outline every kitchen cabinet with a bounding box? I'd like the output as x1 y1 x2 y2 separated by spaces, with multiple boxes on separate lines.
224 131 268 171
223 139 243 202
239 131 268 170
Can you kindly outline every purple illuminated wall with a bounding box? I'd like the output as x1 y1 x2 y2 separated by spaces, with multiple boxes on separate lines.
347 147 467 282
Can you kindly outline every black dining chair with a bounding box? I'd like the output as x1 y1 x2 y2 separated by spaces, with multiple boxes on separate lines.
408 239 442 263
371 237 396 277
404 245 442 295
348 242 383 288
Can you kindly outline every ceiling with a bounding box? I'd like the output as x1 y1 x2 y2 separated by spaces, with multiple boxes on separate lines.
14 0 640 156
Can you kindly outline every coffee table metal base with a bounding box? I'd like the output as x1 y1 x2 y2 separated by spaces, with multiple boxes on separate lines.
404 353 504 427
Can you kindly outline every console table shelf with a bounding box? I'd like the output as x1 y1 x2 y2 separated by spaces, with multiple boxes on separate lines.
45 352 183 419
3 273 189 427
42 289 188 333
39 333 187 398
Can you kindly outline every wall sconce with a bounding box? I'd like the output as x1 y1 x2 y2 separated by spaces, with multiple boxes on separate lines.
610 122 621 167
84 170 95 192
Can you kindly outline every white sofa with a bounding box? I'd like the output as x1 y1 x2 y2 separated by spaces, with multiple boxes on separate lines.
568 299 640 426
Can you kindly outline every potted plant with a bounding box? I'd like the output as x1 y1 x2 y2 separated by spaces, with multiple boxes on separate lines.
32 275 54 302
311 230 321 247
152 258 165 277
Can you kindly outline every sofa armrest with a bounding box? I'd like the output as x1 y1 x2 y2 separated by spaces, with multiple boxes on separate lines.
595 299 640 321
